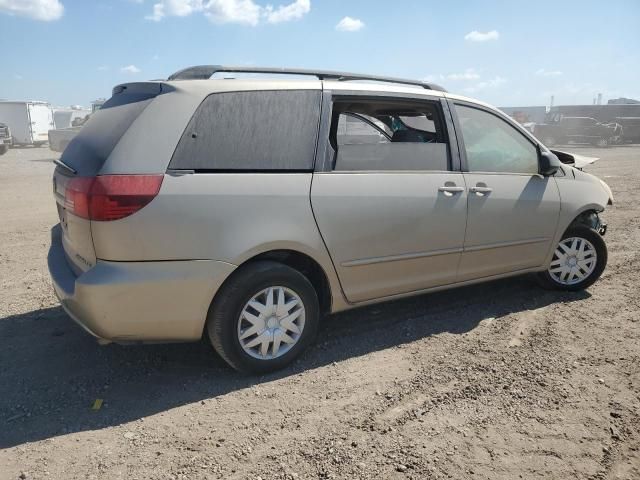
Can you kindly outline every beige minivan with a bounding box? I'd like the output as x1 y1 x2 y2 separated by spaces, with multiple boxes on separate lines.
48 66 613 373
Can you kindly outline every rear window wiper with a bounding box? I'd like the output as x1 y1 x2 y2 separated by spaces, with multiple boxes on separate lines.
54 159 77 175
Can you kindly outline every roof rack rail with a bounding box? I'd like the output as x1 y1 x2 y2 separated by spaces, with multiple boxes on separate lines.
167 65 447 92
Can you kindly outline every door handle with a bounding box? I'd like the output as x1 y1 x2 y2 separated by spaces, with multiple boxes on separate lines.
438 186 464 196
469 186 493 196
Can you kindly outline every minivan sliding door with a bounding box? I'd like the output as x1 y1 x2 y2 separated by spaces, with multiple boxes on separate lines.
311 93 468 303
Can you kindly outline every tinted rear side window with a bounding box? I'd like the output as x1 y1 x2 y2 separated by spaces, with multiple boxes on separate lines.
170 90 321 171
60 88 158 176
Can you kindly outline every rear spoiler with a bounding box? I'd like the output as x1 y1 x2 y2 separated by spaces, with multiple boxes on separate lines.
551 149 599 170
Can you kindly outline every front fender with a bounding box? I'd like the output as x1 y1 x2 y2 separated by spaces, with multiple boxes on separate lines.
543 169 610 267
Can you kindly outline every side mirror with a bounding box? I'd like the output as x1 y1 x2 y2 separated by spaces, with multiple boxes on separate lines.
539 150 561 176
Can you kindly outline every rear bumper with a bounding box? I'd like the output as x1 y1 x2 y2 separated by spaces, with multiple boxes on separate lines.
48 224 236 342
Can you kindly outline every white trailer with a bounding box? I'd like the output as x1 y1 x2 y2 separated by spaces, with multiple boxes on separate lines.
0 101 54 145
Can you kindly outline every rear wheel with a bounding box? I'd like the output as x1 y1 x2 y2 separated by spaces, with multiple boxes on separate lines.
207 261 319 373
0 145 7 155
537 226 607 291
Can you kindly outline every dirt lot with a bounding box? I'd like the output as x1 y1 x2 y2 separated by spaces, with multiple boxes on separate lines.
0 145 639 480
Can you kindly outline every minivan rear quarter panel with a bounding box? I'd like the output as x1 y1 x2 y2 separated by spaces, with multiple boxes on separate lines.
91 173 333 263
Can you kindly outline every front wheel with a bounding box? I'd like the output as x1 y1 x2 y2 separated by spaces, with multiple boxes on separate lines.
537 226 607 291
207 261 319 374
0 145 7 155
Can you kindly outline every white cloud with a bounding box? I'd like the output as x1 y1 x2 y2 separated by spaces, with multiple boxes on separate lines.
146 0 203 21
0 0 63 21
205 0 261 25
121 65 141 74
423 74 443 83
335 16 364 32
464 30 499 42
465 76 506 94
265 0 309 23
536 68 563 77
423 69 480 83
146 0 310 25
446 68 480 81
145 3 164 20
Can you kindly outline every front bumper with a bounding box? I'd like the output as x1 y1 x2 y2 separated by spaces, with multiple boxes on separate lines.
48 224 236 343
1 138 11 146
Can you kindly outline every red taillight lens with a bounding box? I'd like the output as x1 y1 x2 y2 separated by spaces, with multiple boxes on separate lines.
65 175 163 221
64 177 94 219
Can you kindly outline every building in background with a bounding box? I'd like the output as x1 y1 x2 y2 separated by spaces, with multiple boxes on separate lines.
608 97 640 105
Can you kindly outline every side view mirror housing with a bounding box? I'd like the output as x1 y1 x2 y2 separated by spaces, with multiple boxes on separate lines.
539 150 561 176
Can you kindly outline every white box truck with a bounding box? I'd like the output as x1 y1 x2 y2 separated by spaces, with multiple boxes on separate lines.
0 101 54 146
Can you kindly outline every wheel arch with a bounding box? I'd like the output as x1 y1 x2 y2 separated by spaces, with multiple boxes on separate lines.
247 249 333 315
543 205 606 269
210 248 334 322
566 208 605 231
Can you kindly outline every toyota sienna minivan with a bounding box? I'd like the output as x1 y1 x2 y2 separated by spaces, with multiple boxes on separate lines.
48 65 613 373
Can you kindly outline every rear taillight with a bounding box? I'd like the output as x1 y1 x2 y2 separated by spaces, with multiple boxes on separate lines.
65 175 163 221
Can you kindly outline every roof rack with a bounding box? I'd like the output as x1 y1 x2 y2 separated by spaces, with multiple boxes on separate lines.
167 65 447 92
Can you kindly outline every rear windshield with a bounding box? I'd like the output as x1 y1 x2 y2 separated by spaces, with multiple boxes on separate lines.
60 89 157 175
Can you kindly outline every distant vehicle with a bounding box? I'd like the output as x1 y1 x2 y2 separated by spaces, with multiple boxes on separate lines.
48 65 613 373
53 109 91 129
0 123 11 155
615 117 640 144
91 99 105 113
48 99 105 153
48 126 82 153
49 109 92 152
534 116 621 147
547 104 640 124
0 101 54 146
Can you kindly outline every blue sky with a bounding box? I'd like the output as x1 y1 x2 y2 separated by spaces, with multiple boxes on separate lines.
1 0 639 108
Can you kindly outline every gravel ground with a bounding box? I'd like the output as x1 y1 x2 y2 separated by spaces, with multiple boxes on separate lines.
0 145 638 480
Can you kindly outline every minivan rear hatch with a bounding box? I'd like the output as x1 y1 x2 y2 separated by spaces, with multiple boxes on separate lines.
53 83 161 274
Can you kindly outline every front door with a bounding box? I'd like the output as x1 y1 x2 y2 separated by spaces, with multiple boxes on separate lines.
311 96 468 303
452 103 561 280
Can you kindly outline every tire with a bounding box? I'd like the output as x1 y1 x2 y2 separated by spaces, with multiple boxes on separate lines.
207 261 320 374
595 137 609 147
0 145 7 156
536 225 607 291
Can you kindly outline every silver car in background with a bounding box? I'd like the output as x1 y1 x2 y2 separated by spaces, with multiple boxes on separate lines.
48 66 613 373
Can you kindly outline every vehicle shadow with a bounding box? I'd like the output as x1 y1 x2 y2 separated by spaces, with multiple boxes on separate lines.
0 276 589 448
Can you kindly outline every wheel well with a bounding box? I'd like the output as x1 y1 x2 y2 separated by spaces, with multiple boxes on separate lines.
239 250 332 314
568 210 602 231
